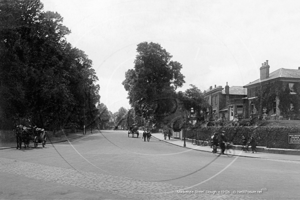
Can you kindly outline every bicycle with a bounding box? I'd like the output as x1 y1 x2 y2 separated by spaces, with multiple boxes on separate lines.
225 142 235 157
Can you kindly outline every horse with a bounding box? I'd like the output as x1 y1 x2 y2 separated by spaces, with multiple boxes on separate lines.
15 125 31 149
15 125 23 149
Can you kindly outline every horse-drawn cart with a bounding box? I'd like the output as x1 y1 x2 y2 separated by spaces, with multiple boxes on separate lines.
32 127 47 148
15 125 47 149
128 126 139 138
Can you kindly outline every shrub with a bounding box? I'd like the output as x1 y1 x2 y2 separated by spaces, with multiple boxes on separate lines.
184 126 300 149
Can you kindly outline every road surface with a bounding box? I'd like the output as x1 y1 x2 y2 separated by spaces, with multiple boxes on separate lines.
0 130 299 199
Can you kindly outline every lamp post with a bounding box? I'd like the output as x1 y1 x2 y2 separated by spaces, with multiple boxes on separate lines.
183 126 186 147
183 107 194 147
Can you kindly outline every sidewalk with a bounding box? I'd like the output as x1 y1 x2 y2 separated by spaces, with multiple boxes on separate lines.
152 133 300 161
0 132 87 150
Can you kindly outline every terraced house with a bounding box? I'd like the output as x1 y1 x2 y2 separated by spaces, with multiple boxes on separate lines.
243 60 300 120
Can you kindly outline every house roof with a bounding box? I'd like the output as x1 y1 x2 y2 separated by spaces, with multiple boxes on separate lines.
221 86 247 95
244 68 300 87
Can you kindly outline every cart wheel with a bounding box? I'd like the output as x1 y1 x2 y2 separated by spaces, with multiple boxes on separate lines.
34 142 38 148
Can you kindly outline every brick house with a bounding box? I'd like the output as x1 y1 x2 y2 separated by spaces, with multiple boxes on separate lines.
243 60 300 119
203 83 247 121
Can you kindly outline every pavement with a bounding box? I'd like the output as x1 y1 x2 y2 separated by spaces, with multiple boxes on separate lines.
151 133 300 161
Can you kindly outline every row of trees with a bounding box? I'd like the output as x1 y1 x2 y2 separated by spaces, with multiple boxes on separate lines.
123 42 209 130
0 0 101 130
0 1 208 131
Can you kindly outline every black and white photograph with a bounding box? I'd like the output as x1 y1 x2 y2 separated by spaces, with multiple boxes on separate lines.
1 0 300 199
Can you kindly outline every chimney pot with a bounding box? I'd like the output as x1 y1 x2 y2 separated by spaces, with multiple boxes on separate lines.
260 60 270 80
225 83 229 94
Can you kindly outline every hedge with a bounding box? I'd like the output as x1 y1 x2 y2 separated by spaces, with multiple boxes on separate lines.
184 126 300 149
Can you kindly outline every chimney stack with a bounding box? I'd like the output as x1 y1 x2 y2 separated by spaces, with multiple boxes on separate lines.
225 82 229 94
260 60 270 80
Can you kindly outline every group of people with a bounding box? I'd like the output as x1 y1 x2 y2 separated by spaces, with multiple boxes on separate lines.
211 131 228 154
210 131 257 154
164 129 172 140
242 135 257 153
142 129 152 142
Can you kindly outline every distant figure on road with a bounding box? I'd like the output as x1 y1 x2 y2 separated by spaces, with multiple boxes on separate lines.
143 130 147 142
146 130 151 142
164 129 167 140
167 129 172 140
249 136 257 153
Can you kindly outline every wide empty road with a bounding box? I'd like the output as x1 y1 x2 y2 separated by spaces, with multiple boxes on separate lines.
0 130 299 200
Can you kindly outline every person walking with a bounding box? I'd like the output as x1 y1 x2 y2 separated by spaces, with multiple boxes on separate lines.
210 133 215 148
242 135 248 152
220 131 227 154
163 129 167 140
249 136 257 153
146 130 152 142
168 129 172 140
212 132 219 153
143 129 147 142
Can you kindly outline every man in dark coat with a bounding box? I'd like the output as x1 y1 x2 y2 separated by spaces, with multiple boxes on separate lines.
249 136 257 153
168 129 172 140
220 131 227 154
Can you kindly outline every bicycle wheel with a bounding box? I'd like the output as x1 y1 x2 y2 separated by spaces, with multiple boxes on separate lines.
226 148 235 157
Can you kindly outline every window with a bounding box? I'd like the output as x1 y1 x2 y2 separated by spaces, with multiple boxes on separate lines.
273 100 276 114
251 104 256 114
290 103 294 111
237 105 243 115
289 83 296 94
215 95 217 105
230 106 234 116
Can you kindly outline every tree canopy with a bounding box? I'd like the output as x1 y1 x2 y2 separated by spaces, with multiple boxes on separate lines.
122 42 185 124
0 0 100 130
177 84 209 123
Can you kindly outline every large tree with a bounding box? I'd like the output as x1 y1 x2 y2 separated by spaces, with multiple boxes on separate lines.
122 42 185 124
0 0 100 130
96 103 110 129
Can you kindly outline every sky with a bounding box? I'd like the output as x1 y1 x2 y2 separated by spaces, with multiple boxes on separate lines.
42 0 300 113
